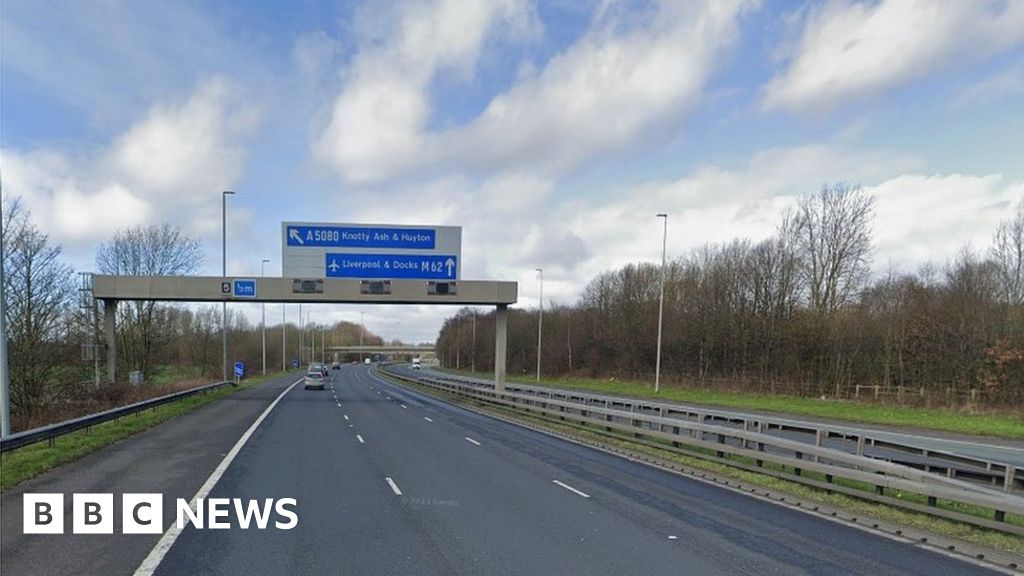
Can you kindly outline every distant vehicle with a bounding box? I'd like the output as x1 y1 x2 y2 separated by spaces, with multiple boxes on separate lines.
310 363 328 377
332 362 341 370
364 358 371 365
304 371 325 390
412 358 421 370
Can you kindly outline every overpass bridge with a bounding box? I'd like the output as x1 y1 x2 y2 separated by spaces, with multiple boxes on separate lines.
328 345 435 360
328 345 434 355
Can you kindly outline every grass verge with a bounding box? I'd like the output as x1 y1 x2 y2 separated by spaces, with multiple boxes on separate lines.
0 372 287 491
440 368 1024 439
389 371 1024 556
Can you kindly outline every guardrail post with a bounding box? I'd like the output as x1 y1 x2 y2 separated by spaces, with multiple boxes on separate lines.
814 429 825 463
1005 467 1017 493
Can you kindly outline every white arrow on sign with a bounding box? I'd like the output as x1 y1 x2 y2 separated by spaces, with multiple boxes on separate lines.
328 259 340 272
289 228 304 244
445 258 455 277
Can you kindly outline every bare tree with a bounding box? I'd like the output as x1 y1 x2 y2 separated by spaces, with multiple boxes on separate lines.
991 203 1024 305
96 224 203 379
787 183 874 314
2 199 75 412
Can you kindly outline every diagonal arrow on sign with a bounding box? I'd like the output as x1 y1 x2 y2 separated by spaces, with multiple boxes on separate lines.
289 228 304 244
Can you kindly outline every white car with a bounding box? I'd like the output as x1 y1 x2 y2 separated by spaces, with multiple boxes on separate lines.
304 371 325 390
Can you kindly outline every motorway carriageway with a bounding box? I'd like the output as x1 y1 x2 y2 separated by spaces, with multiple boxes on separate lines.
1 365 1006 575
157 364 996 575
401 365 1024 470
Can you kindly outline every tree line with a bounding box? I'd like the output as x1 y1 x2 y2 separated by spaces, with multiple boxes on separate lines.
1 197 384 431
437 185 1024 407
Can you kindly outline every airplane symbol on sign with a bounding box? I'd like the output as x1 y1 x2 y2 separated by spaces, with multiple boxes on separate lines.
328 259 340 272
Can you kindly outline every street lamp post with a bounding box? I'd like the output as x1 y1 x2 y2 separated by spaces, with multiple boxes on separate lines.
535 268 543 382
282 302 287 372
655 213 668 393
0 232 10 437
359 311 364 363
298 303 303 366
221 190 235 382
261 259 270 375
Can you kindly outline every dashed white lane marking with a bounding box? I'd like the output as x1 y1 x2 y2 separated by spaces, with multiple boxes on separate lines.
423 417 434 423
356 434 365 443
668 535 678 540
343 414 349 420
386 477 403 495
464 437 481 446
552 480 591 498
133 376 304 576
401 404 408 409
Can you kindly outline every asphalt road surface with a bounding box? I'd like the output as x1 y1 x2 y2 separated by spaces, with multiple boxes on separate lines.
154 364 995 575
0 365 1006 575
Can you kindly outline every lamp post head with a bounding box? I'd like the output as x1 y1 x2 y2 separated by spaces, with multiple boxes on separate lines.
656 213 667 218
223 190 235 196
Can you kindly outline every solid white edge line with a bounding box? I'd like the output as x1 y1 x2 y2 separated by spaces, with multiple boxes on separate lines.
465 437 481 446
552 480 591 498
356 434 364 443
133 376 304 576
385 477 403 495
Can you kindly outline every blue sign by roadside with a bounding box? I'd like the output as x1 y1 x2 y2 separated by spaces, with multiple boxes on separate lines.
325 253 457 280
234 361 245 378
233 279 256 298
287 225 436 249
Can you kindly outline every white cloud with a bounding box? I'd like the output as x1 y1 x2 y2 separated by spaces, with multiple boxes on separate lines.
1 77 259 258
316 0 755 184
315 0 538 184
441 1 755 176
763 0 1024 114
870 174 1022 267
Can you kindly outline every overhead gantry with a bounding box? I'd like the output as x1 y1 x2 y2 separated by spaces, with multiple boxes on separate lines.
91 275 516 391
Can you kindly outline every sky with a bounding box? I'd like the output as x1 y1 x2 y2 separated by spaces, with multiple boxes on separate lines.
2 0 1023 344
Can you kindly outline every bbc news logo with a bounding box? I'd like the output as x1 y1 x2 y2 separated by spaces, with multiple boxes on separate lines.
23 494 298 534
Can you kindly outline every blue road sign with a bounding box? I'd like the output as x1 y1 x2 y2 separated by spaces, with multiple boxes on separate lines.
233 279 256 298
286 225 436 249
325 253 458 280
234 361 245 378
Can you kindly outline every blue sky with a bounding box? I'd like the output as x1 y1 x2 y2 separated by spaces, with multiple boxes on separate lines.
3 0 1023 342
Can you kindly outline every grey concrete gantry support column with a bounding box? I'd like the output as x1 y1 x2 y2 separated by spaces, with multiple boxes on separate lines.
494 304 508 393
103 299 117 384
